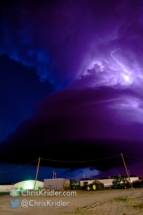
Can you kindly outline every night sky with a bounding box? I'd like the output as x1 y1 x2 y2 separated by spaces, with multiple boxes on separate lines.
0 0 143 182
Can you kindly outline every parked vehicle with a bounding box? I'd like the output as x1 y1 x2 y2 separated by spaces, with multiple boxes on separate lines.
44 178 70 190
132 177 143 188
43 175 141 191
70 178 104 191
80 178 104 191
70 179 80 190
110 174 131 189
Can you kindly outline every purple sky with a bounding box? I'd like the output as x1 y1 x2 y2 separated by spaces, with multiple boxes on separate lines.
0 0 143 180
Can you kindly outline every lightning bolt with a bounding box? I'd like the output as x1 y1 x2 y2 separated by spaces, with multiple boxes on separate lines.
110 48 135 84
110 48 143 85
110 48 129 74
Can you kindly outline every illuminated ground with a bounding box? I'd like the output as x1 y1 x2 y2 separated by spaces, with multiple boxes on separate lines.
0 188 143 215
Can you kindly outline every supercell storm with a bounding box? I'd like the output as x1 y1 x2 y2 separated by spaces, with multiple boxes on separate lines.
0 0 143 169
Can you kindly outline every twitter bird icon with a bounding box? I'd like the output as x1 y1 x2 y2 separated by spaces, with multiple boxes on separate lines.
10 199 19 208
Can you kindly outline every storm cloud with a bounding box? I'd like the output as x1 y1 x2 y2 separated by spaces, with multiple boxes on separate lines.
1 0 143 88
0 0 143 173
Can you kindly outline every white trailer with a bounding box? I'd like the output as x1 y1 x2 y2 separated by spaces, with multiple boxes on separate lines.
44 178 70 190
99 176 140 188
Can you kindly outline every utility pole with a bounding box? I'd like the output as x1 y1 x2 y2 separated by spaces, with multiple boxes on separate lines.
34 157 41 191
121 153 133 188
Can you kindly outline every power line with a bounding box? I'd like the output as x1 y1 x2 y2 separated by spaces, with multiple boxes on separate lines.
124 154 143 161
0 158 38 174
1 153 141 175
41 154 120 163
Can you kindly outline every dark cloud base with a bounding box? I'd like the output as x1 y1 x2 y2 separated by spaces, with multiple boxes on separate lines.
0 138 141 171
0 87 142 171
